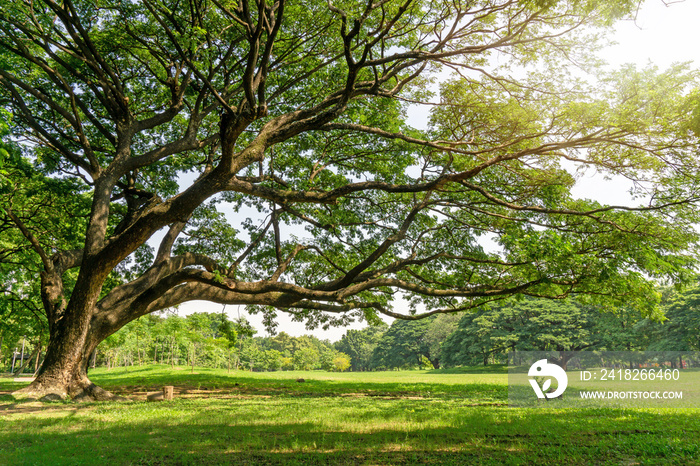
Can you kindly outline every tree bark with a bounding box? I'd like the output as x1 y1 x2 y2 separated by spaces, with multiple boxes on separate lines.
33 343 42 374
191 344 195 373
13 319 123 401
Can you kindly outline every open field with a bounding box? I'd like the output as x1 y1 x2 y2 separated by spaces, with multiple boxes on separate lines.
1 365 699 465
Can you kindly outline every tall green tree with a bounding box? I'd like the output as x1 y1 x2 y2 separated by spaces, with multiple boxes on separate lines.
646 287 700 352
218 314 255 371
371 317 438 369
373 313 460 369
1 0 699 399
335 323 387 371
423 313 461 368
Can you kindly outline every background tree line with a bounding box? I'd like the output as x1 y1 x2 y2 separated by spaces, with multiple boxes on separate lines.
4 284 699 374
90 312 353 373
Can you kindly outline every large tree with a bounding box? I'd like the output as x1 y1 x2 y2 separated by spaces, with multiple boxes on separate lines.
370 314 457 369
371 317 435 369
1 0 699 400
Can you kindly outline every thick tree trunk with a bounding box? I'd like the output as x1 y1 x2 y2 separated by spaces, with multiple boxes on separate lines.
12 309 122 401
14 334 121 401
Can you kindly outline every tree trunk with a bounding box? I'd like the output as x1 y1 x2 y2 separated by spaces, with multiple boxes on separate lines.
191 344 195 373
15 339 121 401
33 343 42 374
12 310 123 401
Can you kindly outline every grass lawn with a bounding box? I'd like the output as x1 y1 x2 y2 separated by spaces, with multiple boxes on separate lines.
1 365 699 465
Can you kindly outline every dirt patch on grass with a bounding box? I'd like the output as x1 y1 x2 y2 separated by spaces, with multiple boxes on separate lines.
0 401 90 416
110 384 279 402
128 388 274 402
1 384 453 414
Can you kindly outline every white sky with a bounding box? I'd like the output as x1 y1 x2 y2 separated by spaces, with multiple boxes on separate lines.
175 0 700 342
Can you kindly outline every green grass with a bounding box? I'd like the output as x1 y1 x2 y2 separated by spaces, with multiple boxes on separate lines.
1 365 699 465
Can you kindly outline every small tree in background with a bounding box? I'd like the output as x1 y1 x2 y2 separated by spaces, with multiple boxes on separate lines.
331 354 351 372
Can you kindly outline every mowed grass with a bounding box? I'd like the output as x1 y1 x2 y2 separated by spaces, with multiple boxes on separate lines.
0 366 699 465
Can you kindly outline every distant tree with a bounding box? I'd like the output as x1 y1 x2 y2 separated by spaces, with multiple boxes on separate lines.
262 349 285 371
266 332 298 356
186 313 221 339
592 306 648 352
330 353 351 372
219 315 256 370
0 297 46 372
423 314 461 368
441 298 605 367
293 346 320 371
281 356 294 371
646 287 700 352
318 348 335 372
371 315 459 369
371 318 438 369
240 340 264 371
217 319 238 373
159 315 187 368
334 324 387 371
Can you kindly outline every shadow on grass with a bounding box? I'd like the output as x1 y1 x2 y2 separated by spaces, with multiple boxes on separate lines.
81 368 507 403
428 365 509 375
1 401 698 465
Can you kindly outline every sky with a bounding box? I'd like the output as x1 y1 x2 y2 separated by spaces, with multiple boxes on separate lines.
174 0 700 342
572 0 700 203
602 0 700 69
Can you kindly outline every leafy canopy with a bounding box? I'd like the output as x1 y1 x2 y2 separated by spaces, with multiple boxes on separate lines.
0 0 698 340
